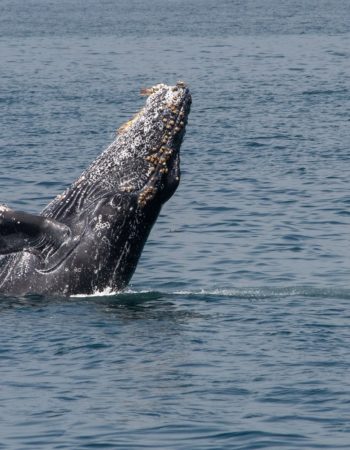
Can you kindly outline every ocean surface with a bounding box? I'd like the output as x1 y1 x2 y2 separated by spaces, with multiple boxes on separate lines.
1 1 350 448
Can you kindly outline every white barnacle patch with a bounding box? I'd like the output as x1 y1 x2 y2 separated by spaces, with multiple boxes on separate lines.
94 214 111 233
119 181 134 193
20 253 33 275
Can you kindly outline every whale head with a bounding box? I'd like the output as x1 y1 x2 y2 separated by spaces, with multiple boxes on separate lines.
34 82 192 294
111 81 192 207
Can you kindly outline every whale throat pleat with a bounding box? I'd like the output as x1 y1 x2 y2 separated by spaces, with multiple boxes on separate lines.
42 182 107 221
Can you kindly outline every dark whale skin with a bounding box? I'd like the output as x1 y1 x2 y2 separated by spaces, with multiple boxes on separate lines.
0 82 191 296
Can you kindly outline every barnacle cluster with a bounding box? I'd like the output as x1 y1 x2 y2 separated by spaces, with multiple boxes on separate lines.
137 89 187 208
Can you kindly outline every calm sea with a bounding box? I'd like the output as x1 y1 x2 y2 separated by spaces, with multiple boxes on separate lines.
1 1 350 448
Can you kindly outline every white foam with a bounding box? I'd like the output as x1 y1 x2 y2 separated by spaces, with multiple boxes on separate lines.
173 287 300 298
71 286 117 298
70 287 157 298
0 204 10 212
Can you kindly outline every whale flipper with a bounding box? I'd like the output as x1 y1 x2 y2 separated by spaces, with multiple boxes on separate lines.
0 206 71 256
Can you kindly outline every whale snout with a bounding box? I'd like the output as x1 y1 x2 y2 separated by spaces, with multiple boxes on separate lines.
117 81 192 208
110 83 191 207
137 82 191 207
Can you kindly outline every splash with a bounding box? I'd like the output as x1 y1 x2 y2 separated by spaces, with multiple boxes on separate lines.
71 286 118 298
70 287 155 298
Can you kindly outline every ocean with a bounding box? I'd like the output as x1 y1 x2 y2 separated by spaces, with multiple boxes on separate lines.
1 1 350 448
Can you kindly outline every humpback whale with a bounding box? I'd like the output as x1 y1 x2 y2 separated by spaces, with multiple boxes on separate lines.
0 82 191 296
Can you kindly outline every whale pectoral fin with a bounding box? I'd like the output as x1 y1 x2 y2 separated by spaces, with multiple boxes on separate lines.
0 207 71 256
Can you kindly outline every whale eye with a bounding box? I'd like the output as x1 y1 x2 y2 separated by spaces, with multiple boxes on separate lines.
111 195 123 209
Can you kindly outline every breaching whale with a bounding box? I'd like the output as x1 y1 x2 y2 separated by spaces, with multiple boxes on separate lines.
0 82 191 296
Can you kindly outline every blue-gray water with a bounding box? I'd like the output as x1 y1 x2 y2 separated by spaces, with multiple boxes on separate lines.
1 1 350 448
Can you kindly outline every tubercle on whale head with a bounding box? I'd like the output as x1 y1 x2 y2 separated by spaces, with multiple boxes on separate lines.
116 81 191 208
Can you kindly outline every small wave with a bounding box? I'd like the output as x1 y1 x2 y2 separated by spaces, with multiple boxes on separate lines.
302 88 348 96
173 286 350 300
68 285 350 302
